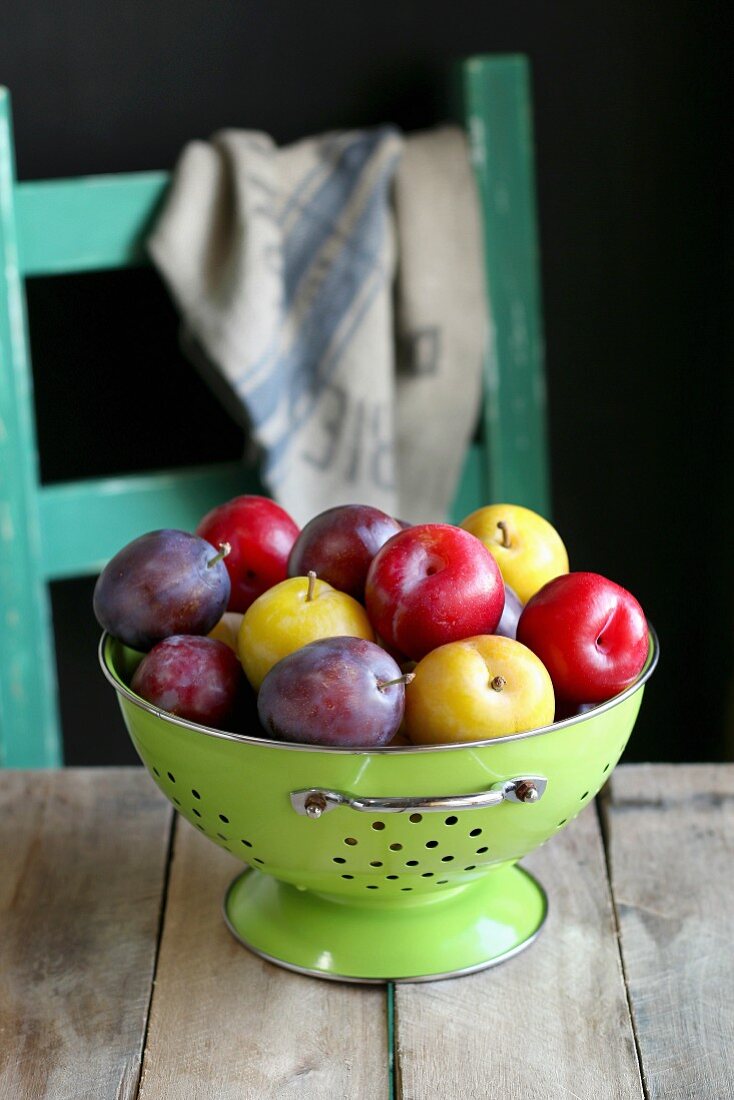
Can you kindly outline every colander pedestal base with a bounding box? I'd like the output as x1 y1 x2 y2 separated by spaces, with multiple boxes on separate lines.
224 864 547 983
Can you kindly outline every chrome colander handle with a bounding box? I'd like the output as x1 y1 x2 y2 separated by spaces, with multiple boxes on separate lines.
290 776 548 819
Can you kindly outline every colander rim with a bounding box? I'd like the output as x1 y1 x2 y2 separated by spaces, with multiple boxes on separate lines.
98 623 658 754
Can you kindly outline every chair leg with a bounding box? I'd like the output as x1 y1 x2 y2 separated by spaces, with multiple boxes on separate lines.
0 88 63 767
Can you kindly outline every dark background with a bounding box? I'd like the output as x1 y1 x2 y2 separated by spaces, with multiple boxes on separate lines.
1 1 731 765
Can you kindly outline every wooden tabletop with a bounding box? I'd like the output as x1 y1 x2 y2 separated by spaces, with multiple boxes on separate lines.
0 764 732 1099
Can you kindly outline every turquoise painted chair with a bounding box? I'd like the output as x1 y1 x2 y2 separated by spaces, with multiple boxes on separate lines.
0 55 549 767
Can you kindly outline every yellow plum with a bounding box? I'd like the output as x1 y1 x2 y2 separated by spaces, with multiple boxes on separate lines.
208 611 244 655
404 634 554 745
238 572 374 690
460 503 568 604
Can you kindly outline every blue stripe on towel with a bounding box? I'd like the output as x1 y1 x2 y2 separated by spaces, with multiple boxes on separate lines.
234 131 400 439
283 130 392 303
243 147 398 433
256 146 402 471
265 259 389 485
277 132 348 226
230 129 397 397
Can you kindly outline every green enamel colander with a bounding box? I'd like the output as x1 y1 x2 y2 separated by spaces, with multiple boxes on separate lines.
100 629 658 983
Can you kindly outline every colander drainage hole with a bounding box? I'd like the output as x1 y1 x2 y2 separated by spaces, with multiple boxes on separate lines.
333 857 346 864
444 816 458 826
401 887 412 891
603 763 611 773
421 872 434 878
344 837 358 846
389 843 402 851
386 875 399 880
370 860 383 867
464 865 476 871
437 880 448 884
241 839 252 848
469 828 482 837
152 767 160 777
557 819 567 828
409 813 422 823
196 824 205 831
192 789 201 799
192 808 201 817
167 772 176 783
216 833 228 841
254 858 264 864
441 855 454 862
580 791 589 800
372 821 385 831
172 797 181 806
219 814 229 823
406 860 419 867
425 840 438 849
476 846 488 854
341 874 354 879
366 885 379 889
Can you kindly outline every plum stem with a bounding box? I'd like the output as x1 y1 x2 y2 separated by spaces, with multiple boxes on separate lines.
496 521 511 549
306 571 317 602
377 672 416 692
207 542 231 568
490 675 507 692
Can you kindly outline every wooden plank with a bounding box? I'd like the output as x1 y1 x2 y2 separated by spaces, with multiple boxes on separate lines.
604 764 734 1100
37 462 262 580
139 820 389 1099
0 769 172 1099
15 171 168 276
461 55 551 515
0 87 62 766
395 804 643 1099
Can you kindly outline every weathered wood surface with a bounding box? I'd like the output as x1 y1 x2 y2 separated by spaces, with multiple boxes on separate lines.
2 765 733 1099
394 804 644 1099
604 764 734 1100
137 819 389 1100
0 769 171 1100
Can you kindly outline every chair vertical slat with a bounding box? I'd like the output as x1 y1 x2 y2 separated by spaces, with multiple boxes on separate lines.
0 89 63 767
462 55 551 516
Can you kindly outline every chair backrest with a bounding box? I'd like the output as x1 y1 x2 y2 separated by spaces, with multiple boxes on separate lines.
0 54 549 767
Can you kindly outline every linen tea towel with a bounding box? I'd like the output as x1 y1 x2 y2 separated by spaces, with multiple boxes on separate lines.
149 125 486 523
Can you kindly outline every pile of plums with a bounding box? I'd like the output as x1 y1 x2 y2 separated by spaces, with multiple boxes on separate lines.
94 496 650 748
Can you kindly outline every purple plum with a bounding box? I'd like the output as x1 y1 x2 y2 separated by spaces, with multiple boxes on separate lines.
131 635 242 727
287 504 402 600
495 584 524 640
554 700 599 722
258 636 412 747
94 529 231 650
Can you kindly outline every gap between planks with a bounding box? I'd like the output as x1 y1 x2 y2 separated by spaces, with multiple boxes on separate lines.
132 804 179 1099
136 816 390 1099
596 790 649 1100
393 800 644 1100
0 769 173 1100
601 764 734 1100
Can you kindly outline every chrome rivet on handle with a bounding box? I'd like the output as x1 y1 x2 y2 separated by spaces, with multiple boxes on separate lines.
513 780 539 803
304 794 328 819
